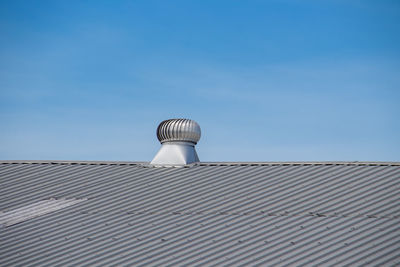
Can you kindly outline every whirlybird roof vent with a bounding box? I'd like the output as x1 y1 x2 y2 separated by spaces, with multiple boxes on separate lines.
151 119 201 166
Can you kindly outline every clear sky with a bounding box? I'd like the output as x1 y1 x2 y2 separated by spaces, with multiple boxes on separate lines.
1 0 399 162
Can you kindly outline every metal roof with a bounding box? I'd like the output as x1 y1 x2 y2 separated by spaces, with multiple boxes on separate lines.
1 161 399 266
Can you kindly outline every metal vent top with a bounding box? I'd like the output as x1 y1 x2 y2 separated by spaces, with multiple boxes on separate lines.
156 119 201 144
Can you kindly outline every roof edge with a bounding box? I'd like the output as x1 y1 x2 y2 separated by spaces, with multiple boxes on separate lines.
198 161 400 166
0 160 399 166
0 160 147 166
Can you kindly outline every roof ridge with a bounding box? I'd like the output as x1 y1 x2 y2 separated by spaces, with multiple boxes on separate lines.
198 161 400 166
0 160 146 166
0 160 399 166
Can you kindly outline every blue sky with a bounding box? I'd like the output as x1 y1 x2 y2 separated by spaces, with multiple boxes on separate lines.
1 0 399 162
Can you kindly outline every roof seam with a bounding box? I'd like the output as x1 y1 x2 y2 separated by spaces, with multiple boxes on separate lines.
59 210 399 220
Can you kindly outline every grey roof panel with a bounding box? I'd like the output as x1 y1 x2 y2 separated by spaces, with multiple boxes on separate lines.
0 161 399 266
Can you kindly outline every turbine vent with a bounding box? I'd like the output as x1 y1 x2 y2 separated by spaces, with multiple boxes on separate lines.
157 119 201 144
151 119 201 166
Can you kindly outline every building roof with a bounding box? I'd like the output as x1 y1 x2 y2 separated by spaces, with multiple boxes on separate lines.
1 161 399 266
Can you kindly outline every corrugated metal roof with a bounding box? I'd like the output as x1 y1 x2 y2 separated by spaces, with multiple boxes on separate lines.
0 161 399 266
